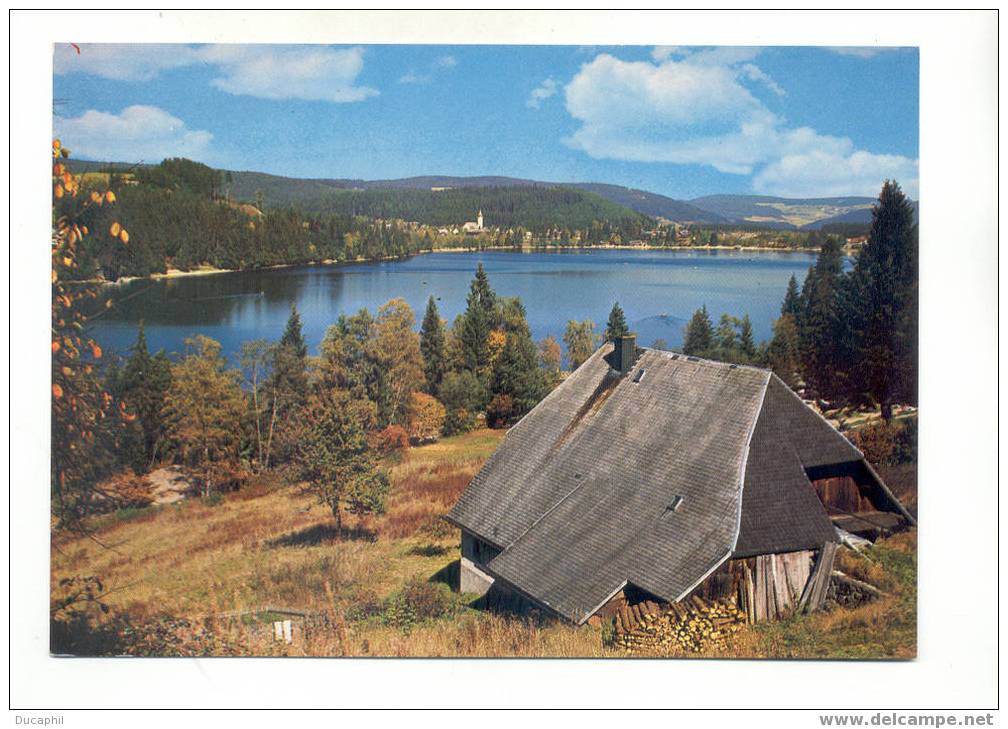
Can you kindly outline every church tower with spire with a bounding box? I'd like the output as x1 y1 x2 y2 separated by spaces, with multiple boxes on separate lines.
477 210 483 229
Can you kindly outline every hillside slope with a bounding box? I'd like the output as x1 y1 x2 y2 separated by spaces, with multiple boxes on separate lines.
66 158 913 230
572 183 726 223
689 194 877 229
224 171 652 231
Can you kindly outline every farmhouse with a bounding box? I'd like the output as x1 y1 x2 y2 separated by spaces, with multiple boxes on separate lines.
446 335 914 625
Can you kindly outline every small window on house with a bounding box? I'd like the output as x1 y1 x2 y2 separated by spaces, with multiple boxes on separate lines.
633 368 646 383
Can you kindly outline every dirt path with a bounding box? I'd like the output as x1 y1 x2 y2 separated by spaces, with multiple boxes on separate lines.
146 466 192 504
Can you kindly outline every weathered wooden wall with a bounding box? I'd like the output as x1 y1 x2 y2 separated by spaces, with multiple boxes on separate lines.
714 550 813 622
591 544 837 625
812 475 875 513
692 545 836 622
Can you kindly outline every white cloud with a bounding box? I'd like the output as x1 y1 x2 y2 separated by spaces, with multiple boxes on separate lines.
53 105 213 163
53 43 201 81
399 53 459 85
563 51 918 196
399 71 426 84
201 45 377 102
54 43 378 103
567 54 764 132
754 150 919 198
740 63 785 96
652 46 763 66
651 46 684 62
526 78 559 109
826 47 901 59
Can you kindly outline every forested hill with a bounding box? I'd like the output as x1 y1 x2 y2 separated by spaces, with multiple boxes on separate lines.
67 158 915 230
689 194 919 230
223 171 651 230
60 157 658 282
224 170 721 224
572 183 727 224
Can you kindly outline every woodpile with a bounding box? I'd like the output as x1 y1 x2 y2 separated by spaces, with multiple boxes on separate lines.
611 596 746 655
829 570 883 608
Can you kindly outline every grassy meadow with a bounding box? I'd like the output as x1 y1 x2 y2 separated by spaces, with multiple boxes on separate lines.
51 428 916 658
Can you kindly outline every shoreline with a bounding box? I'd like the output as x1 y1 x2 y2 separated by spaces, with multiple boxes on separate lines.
84 243 824 286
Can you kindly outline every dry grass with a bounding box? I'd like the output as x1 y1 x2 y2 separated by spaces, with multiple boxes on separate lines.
51 430 510 649
52 427 916 658
713 531 917 660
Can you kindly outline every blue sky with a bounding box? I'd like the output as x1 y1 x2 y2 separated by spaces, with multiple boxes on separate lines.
53 44 918 199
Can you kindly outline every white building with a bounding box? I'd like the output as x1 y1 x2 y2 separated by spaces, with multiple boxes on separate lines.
462 210 484 235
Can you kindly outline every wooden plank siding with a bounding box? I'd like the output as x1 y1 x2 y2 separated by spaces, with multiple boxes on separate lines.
594 547 827 625
812 474 875 513
692 548 818 623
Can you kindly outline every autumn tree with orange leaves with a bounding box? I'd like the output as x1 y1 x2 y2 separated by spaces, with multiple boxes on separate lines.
51 138 133 529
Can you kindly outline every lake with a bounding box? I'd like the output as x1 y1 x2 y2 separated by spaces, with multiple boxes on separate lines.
89 249 818 364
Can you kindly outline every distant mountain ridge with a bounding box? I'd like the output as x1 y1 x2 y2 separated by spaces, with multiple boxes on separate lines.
688 194 876 230
67 158 914 230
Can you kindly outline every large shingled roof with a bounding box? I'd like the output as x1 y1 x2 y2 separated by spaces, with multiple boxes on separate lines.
446 343 881 624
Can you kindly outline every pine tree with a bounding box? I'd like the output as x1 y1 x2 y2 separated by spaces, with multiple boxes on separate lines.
274 304 309 406
766 314 803 389
682 305 714 356
845 180 918 420
716 314 738 352
738 314 756 359
459 264 497 374
470 263 497 323
420 296 446 395
605 302 630 341
118 322 173 472
280 304 308 359
796 236 847 401
489 306 548 424
781 274 802 318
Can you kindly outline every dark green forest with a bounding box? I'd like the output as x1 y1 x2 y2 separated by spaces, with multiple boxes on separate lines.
64 157 872 282
284 185 649 234
66 158 652 281
682 180 917 421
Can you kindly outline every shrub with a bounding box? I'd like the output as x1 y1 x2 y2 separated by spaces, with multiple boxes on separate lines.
101 472 154 511
438 371 486 436
892 417 917 465
231 471 280 501
600 617 616 647
485 393 515 429
442 406 473 437
850 417 917 467
849 421 897 466
401 578 451 620
344 589 384 622
381 578 453 633
48 577 232 657
370 424 410 454
407 392 446 444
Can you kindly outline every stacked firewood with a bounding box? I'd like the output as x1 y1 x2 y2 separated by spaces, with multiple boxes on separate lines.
612 596 746 654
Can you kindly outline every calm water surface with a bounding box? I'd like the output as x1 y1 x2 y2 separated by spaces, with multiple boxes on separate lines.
89 249 818 363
